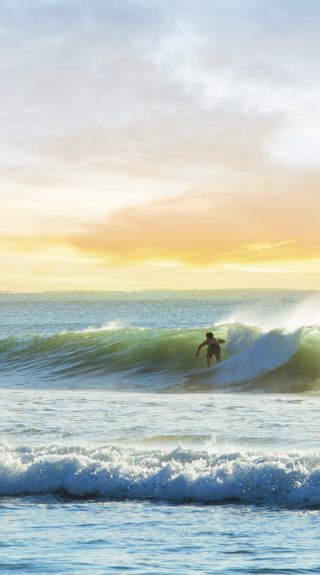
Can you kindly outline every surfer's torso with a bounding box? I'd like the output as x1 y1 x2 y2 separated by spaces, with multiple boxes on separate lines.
206 338 222 359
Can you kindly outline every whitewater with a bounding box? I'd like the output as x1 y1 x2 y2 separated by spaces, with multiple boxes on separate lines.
1 290 320 574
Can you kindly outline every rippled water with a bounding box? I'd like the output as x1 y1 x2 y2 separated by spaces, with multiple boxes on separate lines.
0 290 320 574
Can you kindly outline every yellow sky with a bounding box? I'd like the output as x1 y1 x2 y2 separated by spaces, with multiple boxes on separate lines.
1 1 320 291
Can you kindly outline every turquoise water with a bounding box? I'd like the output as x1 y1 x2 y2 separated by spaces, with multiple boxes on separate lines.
0 290 320 574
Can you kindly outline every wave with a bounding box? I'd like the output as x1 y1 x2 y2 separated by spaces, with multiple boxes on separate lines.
1 441 320 508
0 324 319 392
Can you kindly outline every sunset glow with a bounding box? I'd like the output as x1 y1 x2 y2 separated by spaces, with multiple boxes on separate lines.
1 0 320 290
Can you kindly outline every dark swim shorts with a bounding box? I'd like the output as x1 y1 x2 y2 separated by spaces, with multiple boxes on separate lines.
207 343 221 359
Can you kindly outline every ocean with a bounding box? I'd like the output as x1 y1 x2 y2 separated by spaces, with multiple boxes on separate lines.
0 289 320 574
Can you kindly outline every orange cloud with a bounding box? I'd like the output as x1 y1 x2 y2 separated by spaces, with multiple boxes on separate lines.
67 174 320 267
1 172 319 272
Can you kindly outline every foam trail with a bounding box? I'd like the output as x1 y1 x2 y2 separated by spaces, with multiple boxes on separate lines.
1 442 320 508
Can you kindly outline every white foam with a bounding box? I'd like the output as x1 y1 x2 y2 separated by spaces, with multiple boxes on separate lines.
0 443 320 507
211 326 301 386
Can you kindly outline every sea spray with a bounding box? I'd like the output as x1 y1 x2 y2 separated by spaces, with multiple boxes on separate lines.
211 328 302 386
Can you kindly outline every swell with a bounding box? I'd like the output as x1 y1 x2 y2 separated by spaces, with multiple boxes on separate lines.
0 441 320 508
0 324 319 391
0 328 203 377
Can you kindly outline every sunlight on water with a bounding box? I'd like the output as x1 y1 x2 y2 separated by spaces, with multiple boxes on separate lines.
0 290 320 574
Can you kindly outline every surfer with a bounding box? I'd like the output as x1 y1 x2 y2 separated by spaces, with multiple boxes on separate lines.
195 332 226 368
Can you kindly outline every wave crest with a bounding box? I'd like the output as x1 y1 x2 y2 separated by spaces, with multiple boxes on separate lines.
0 324 319 391
1 442 320 508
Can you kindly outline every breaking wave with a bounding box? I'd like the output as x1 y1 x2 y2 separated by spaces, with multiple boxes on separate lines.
1 441 320 508
0 323 319 392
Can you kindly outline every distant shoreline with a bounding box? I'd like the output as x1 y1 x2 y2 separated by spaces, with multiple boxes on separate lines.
0 288 318 295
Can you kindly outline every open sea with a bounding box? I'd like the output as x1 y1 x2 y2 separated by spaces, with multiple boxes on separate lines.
1 289 320 574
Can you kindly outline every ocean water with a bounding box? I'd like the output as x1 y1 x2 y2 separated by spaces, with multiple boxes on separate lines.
1 289 320 574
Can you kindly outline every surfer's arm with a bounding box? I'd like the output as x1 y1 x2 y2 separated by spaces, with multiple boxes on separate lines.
218 338 226 344
195 340 207 356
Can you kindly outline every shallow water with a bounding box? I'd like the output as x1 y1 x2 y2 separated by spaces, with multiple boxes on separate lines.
0 290 320 573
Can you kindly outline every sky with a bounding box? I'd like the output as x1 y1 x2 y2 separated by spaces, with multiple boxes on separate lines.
1 0 320 291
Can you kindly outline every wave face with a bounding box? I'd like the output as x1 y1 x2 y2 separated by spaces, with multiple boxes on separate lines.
0 324 319 392
1 442 320 508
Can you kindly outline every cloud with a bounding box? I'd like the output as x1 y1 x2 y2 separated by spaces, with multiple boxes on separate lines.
1 0 319 182
3 167 319 270
1 0 320 280
67 171 320 266
41 105 283 179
